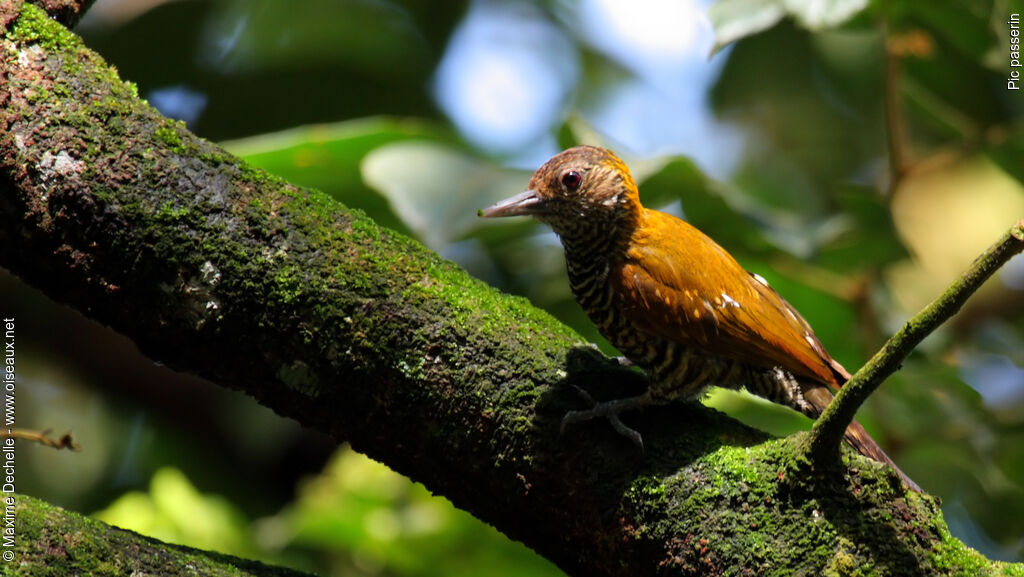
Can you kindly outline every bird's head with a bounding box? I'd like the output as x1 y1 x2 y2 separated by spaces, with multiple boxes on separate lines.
479 146 642 239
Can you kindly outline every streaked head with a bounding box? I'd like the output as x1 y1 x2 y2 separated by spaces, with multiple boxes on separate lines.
479 146 641 237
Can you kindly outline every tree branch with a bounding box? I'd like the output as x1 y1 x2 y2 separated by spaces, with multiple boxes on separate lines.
12 494 315 576
3 428 81 451
808 220 1024 467
3 2 1023 575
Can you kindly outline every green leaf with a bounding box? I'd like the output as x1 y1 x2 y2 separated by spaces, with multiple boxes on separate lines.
704 388 813 438
785 0 869 29
709 0 787 52
361 141 530 250
709 0 868 51
224 117 453 236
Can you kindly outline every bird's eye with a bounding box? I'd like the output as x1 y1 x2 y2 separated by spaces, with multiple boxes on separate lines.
561 170 582 191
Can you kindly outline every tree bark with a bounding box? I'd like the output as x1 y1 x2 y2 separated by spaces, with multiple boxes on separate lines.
9 494 315 576
1 1 1021 575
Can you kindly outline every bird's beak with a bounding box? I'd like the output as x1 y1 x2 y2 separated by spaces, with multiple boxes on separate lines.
478 189 545 218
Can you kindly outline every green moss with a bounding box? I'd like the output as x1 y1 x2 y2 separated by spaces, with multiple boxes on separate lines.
930 510 1024 576
396 355 426 380
407 257 582 353
155 124 185 153
625 476 668 526
271 266 306 305
92 186 114 203
16 494 312 575
630 435 965 575
242 198 271 233
824 538 866 576
10 3 84 53
156 200 191 222
702 443 768 488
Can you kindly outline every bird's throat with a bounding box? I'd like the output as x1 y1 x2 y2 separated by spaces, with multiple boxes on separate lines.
555 208 636 262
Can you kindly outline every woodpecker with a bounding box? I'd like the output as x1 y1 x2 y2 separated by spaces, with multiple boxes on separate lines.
481 145 918 491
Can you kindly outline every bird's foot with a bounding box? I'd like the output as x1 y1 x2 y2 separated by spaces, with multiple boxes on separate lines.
560 386 651 451
611 355 634 367
585 342 630 364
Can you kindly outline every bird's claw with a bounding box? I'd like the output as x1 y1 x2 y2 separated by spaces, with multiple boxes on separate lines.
611 355 634 367
560 385 647 451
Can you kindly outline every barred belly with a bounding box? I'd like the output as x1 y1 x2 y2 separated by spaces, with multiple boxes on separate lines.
568 260 812 415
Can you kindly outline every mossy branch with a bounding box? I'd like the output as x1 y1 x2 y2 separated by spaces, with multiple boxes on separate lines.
3 2 1024 576
11 494 316 576
808 220 1024 468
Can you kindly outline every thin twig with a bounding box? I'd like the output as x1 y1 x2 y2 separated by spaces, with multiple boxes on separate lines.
3 428 81 451
807 219 1024 468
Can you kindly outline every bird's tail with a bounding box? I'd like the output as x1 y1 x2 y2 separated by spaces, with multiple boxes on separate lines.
802 386 921 492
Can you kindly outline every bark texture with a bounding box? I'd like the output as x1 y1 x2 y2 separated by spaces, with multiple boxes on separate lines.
1 2 1022 575
10 494 314 577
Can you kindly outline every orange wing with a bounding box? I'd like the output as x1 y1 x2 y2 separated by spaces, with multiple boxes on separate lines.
613 209 849 387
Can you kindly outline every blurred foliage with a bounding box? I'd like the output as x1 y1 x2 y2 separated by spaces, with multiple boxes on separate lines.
79 0 470 140
9 0 1024 575
258 448 560 577
94 467 256 559
94 451 561 577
